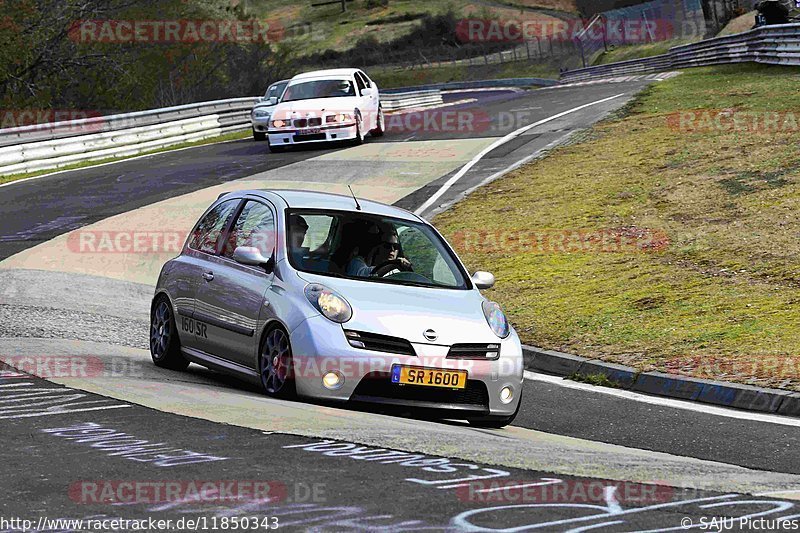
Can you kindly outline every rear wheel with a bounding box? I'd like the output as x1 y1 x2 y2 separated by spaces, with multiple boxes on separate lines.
259 326 296 398
253 129 266 141
149 297 189 371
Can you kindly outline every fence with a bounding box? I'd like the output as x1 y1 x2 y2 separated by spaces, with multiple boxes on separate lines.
561 21 800 82
0 90 447 177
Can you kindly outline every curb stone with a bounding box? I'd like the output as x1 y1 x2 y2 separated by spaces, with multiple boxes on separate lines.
523 345 798 418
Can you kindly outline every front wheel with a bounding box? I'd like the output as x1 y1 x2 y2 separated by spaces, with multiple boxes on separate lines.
468 389 522 428
371 106 384 137
253 129 266 141
351 112 364 146
149 297 189 371
259 326 296 398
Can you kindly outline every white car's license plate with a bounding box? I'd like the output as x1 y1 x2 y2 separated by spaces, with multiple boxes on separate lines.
297 128 321 135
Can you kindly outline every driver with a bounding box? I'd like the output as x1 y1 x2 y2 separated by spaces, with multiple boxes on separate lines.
346 229 411 277
288 214 309 267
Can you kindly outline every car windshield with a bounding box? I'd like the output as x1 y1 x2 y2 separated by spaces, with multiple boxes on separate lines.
264 81 287 101
282 79 356 102
286 210 469 289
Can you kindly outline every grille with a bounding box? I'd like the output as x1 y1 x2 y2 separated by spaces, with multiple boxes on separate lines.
293 118 322 128
344 330 415 356
352 372 490 411
447 343 501 360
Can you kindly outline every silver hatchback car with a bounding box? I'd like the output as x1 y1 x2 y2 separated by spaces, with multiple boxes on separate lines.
150 190 524 427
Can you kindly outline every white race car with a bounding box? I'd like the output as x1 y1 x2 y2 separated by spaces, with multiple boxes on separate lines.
267 69 384 152
251 79 289 141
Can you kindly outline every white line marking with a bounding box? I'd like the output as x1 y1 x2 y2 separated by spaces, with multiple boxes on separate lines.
525 370 800 428
413 93 626 216
0 404 131 419
474 478 562 494
754 490 800 497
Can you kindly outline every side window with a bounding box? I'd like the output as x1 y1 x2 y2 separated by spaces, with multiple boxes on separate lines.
188 200 239 255
354 74 366 95
223 201 276 260
358 72 372 88
397 225 456 286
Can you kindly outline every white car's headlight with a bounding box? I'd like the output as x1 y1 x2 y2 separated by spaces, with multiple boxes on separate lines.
305 284 352 323
253 109 271 118
271 119 287 128
482 301 510 339
326 113 351 124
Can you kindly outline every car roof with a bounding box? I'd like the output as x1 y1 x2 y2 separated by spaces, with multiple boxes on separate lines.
290 69 361 82
230 189 421 222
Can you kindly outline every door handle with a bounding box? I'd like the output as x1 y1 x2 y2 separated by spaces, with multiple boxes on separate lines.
202 272 214 282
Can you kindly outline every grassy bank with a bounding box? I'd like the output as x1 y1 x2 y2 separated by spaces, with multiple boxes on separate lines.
594 38 698 65
369 61 560 89
434 64 800 390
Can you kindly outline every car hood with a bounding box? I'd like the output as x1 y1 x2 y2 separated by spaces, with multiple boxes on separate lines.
271 97 358 120
252 103 277 112
295 271 500 345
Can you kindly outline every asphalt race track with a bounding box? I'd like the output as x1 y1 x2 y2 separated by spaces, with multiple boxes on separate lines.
1 78 799 532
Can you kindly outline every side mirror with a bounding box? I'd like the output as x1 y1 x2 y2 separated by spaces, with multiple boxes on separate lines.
472 271 495 289
361 87 375 98
268 96 278 105
234 246 274 273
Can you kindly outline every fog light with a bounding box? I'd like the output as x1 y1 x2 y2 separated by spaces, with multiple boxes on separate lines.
500 386 513 404
322 371 344 390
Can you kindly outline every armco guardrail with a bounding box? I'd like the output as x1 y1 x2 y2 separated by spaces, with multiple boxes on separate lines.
381 90 443 112
0 89 444 177
560 23 800 83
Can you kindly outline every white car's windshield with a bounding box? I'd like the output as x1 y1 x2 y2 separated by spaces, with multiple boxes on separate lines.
264 81 287 101
287 210 469 289
282 79 356 102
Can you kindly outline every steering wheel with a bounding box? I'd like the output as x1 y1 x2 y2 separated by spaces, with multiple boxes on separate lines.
371 259 413 277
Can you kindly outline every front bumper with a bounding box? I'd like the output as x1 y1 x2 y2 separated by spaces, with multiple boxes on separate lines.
251 116 271 132
268 123 357 146
289 314 524 417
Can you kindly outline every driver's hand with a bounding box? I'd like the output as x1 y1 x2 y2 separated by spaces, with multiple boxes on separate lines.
399 257 412 269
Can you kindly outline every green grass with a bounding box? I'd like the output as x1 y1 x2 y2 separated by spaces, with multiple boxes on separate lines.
248 0 578 57
568 373 621 388
434 64 800 391
0 129 250 186
369 60 560 89
593 39 698 65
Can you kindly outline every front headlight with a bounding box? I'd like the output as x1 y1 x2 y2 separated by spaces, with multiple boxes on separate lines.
326 113 352 123
482 301 510 338
253 109 271 118
271 119 286 128
304 283 352 323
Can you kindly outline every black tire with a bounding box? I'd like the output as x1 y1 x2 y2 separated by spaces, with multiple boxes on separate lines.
253 129 266 141
468 389 522 428
269 141 287 153
351 112 364 146
259 326 296 399
149 297 190 371
371 106 385 137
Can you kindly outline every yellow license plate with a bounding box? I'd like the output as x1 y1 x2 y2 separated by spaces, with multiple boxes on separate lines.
391 365 467 389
